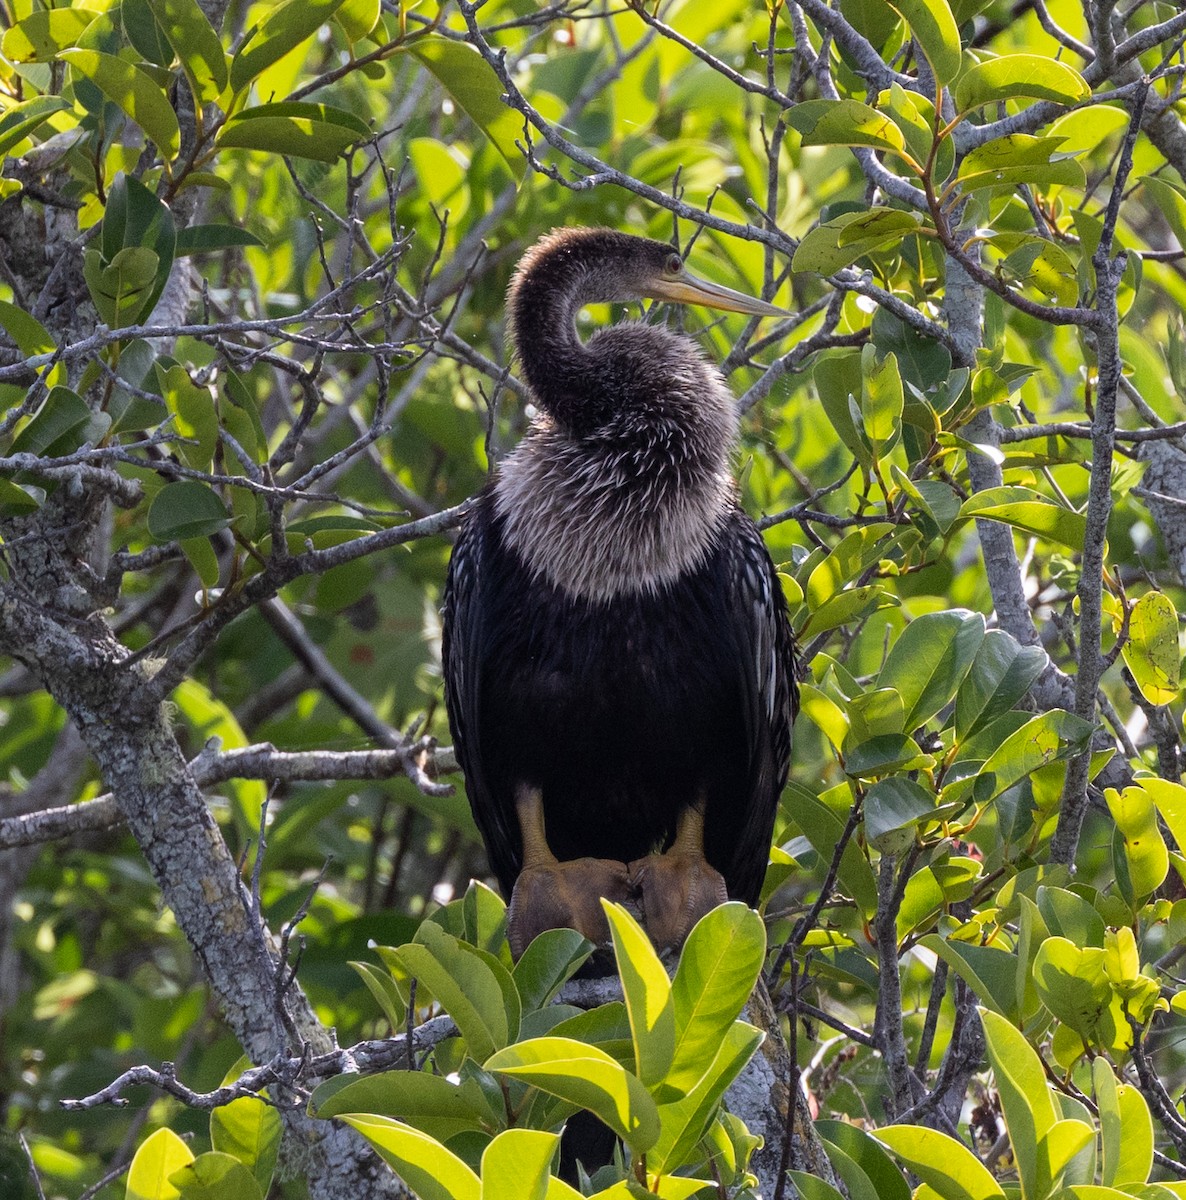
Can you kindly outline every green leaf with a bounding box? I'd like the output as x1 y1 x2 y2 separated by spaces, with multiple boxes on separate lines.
995 234 1080 305
816 1121 912 1200
646 1021 763 1174
168 1151 263 1200
1142 776 1186 854
480 1129 558 1200
884 0 961 84
1104 785 1168 898
310 1070 492 1142
959 487 1085 550
955 630 1047 740
845 732 936 779
604 901 675 1093
668 903 765 1096
956 134 1085 196
788 1171 848 1200
229 0 348 93
1121 592 1180 706
920 936 1023 1020
147 481 229 542
122 0 173 66
338 1115 480 1200
861 345 903 456
1094 1057 1123 1188
181 535 220 589
0 299 54 359
1111 1078 1153 1184
2 10 98 62
787 99 908 157
794 209 923 275
875 1125 1004 1200
963 710 1093 806
408 38 526 178
59 49 180 159
160 364 217 471
8 386 96 458
792 785 879 917
806 523 897 608
218 102 371 163
126 1128 194 1200
1142 176 1186 254
349 960 406 1029
1037 886 1104 948
485 1037 661 1152
511 928 592 1013
84 246 161 328
1032 937 1111 1039
336 0 381 42
144 0 228 103
981 1009 1057 1200
879 610 986 729
399 922 518 1062
101 173 177 324
814 349 873 466
0 96 72 157
954 55 1090 114
1036 1121 1095 1198
864 777 935 852
0 479 43 516
175 225 266 254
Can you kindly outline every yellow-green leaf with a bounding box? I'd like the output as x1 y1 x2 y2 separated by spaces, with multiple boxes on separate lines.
126 1128 194 1200
954 54 1090 114
1121 591 1180 706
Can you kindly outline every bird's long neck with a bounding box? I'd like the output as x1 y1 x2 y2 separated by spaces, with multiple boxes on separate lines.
507 246 604 431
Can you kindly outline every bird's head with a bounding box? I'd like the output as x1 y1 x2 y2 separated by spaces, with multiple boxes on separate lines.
510 226 788 321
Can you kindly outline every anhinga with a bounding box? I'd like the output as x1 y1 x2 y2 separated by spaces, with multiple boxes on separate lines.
442 227 798 958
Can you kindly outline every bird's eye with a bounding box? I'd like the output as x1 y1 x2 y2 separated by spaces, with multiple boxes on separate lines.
665 253 683 275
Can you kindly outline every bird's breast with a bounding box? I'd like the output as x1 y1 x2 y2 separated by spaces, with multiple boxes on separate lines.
492 431 734 603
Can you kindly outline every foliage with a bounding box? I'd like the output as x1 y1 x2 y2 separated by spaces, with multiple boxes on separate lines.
2 0 1186 1197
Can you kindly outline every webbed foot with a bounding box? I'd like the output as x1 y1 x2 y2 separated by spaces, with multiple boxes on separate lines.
628 805 727 951
508 855 633 958
506 784 632 958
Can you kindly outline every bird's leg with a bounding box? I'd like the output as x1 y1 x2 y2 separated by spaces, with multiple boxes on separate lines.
506 785 633 959
628 803 728 951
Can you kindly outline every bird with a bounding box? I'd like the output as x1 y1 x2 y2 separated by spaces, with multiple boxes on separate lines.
441 226 798 961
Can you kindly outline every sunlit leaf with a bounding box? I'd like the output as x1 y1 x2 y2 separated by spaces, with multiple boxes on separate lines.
229 0 348 93
954 54 1089 113
145 0 228 103
338 1116 480 1200
1121 591 1180 706
126 1128 194 1200
485 1037 660 1152
884 0 961 84
60 49 180 159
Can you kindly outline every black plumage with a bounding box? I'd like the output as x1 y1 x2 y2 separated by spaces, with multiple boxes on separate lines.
442 227 797 953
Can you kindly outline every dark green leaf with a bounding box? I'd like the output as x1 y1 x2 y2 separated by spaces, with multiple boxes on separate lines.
175 225 265 254
148 481 229 542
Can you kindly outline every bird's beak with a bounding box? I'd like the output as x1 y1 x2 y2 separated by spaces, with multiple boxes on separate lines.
645 270 789 318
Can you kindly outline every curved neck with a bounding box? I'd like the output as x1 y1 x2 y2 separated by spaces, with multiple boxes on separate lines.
508 260 597 427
